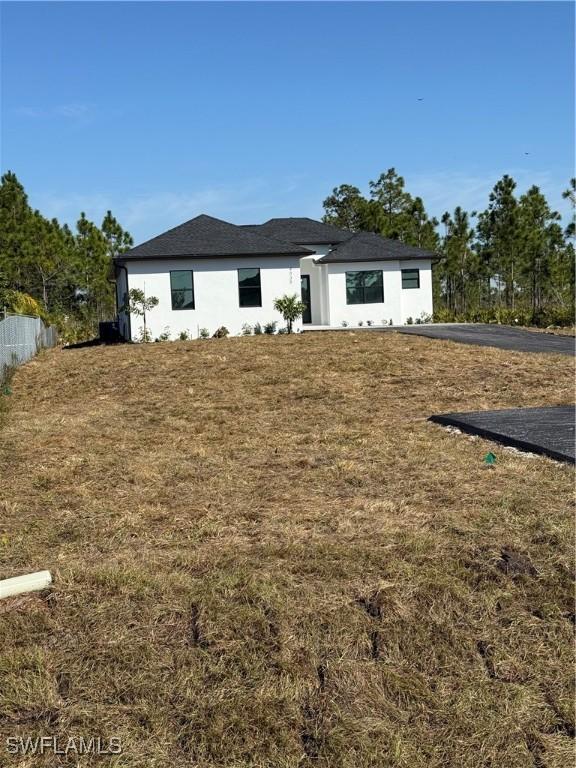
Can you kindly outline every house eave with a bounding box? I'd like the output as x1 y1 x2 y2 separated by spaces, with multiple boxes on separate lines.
314 253 439 265
115 248 314 264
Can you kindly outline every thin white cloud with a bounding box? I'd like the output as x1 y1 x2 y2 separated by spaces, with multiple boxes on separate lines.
37 192 112 224
120 186 270 231
31 169 573 243
12 106 44 118
12 103 93 120
32 177 309 241
404 168 572 222
53 103 91 119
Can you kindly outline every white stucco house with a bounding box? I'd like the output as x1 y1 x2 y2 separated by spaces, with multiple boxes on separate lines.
114 215 436 340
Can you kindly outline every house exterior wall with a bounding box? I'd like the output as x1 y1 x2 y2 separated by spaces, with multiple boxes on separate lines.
116 251 434 340
121 255 302 340
326 261 401 327
398 259 433 323
324 259 433 327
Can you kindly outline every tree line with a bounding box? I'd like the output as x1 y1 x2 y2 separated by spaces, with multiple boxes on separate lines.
0 168 574 341
0 171 133 341
323 169 575 325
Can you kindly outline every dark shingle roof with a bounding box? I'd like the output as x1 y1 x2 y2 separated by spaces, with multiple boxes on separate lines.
241 217 352 245
316 231 437 263
116 214 313 261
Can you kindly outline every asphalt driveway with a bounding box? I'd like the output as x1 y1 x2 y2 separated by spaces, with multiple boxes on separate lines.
398 324 575 355
429 405 575 463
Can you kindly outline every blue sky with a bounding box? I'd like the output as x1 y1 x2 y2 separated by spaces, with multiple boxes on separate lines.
1 1 574 243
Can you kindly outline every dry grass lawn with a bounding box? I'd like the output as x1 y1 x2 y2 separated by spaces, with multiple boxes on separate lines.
0 331 574 768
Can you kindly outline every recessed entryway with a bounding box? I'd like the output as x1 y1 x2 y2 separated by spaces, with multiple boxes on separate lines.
300 274 311 324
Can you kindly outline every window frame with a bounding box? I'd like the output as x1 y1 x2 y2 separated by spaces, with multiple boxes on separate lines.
345 270 384 305
401 268 420 290
170 270 195 310
238 267 262 308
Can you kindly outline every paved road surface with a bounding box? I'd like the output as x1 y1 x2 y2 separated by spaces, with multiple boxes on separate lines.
429 405 575 463
398 324 575 355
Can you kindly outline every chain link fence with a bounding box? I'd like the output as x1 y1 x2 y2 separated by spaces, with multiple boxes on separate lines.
0 313 58 385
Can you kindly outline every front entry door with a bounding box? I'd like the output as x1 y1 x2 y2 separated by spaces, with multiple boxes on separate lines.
301 275 312 324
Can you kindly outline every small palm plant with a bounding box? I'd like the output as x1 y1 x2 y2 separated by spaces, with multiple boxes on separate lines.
273 294 307 334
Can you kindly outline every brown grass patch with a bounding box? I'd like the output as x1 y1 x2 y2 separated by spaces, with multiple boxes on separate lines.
0 332 574 767
526 326 575 336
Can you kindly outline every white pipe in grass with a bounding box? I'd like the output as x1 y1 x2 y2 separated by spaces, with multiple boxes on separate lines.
0 570 52 599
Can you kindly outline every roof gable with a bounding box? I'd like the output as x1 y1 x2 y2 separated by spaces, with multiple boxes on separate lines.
242 217 352 245
117 214 312 261
316 231 437 264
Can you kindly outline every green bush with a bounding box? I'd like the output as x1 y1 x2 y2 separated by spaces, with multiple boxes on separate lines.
155 327 171 342
49 313 95 345
432 306 575 328
2 290 45 319
539 307 575 327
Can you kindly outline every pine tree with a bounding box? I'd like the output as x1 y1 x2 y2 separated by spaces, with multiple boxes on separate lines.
75 212 113 327
476 175 520 308
0 172 133 338
322 185 367 231
439 207 476 314
20 212 74 311
368 168 412 240
562 178 575 240
102 210 134 258
517 186 562 315
0 171 31 290
404 196 439 251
